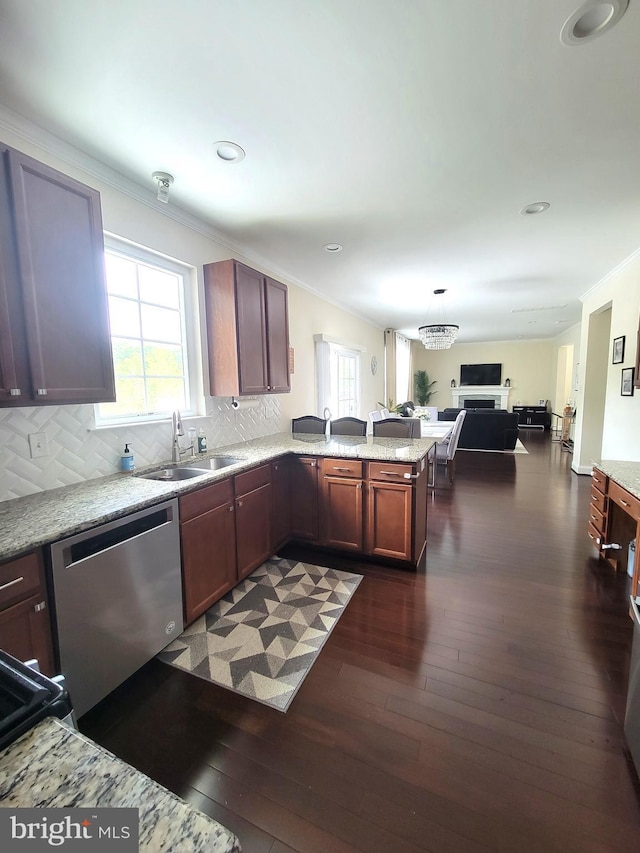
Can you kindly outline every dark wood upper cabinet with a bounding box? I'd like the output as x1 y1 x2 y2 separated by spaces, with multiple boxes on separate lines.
0 144 115 407
203 259 290 397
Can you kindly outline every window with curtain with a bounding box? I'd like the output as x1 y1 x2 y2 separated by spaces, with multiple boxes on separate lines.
394 332 411 403
315 336 363 418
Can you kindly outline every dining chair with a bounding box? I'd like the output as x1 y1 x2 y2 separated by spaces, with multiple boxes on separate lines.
435 410 466 484
291 415 327 434
330 417 367 436
373 418 414 438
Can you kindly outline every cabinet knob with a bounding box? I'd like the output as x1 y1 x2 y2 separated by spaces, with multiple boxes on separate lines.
229 506 234 512
36 388 48 396
33 601 47 613
237 500 243 507
9 388 21 396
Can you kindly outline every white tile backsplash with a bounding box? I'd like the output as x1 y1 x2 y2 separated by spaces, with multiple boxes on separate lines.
0 396 283 501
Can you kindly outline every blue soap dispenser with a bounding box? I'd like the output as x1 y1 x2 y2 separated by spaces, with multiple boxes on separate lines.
121 443 135 472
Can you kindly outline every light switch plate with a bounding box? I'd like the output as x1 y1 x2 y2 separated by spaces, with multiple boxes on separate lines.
28 432 48 458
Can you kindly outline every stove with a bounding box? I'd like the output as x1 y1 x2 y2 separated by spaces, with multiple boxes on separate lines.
0 650 73 751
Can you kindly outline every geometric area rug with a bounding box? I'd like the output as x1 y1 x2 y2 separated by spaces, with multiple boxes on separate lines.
157 556 362 712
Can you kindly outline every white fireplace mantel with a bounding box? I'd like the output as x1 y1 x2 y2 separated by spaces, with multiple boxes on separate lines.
451 385 511 409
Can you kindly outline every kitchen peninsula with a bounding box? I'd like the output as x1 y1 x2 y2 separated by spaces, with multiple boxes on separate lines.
0 433 434 563
0 432 434 679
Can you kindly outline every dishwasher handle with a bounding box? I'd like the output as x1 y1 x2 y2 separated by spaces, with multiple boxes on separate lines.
56 502 177 569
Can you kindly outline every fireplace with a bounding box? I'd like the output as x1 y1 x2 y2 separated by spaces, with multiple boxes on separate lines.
451 385 511 408
465 398 494 409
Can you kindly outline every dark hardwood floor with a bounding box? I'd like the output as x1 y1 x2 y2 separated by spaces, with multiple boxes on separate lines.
80 433 640 852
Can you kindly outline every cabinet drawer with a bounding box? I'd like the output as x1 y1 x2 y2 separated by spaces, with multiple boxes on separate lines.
587 504 605 534
235 463 271 496
368 461 415 482
321 458 363 479
592 468 607 493
589 487 606 514
586 522 603 547
0 553 41 609
608 480 640 522
179 477 234 522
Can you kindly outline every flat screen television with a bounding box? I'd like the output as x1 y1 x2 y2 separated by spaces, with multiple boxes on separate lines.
460 363 502 386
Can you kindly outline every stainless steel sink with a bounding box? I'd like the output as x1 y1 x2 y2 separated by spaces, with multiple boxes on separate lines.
137 467 210 481
182 456 243 471
137 456 243 481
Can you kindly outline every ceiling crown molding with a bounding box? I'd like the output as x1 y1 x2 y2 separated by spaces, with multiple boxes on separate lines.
0 101 381 331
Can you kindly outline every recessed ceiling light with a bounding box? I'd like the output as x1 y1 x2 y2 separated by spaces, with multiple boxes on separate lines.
520 201 550 215
213 141 245 163
561 1 628 46
323 243 343 253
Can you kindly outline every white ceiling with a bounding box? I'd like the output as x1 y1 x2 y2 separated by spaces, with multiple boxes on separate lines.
1 0 639 344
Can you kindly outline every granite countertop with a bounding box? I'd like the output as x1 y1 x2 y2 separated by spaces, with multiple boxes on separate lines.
594 460 640 501
0 717 240 852
0 432 435 563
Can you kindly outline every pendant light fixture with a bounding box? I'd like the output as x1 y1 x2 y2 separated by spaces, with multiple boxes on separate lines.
418 289 459 350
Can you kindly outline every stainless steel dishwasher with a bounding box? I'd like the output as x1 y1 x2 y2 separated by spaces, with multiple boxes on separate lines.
49 499 183 718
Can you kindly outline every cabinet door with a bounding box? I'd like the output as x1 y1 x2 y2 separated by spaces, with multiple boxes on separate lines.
0 146 28 402
0 552 54 676
0 593 55 677
181 501 237 625
235 262 269 394
271 458 291 551
321 475 364 551
290 457 319 541
265 277 290 393
366 480 413 561
7 148 115 404
236 482 272 581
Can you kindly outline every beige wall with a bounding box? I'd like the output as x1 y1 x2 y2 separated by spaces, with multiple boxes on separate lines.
411 339 555 410
573 253 640 469
283 288 385 422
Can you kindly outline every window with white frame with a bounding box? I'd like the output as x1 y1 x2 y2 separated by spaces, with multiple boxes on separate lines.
394 332 411 404
95 239 198 426
315 336 362 418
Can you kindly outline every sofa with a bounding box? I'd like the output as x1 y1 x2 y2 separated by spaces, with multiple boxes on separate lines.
438 408 519 451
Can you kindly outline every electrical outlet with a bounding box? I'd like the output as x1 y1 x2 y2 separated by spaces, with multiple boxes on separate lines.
28 432 48 458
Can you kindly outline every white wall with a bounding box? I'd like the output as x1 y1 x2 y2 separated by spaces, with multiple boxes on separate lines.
573 252 640 470
0 118 384 500
549 322 581 415
411 339 555 410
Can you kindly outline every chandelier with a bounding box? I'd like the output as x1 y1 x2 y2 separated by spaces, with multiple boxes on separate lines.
418 289 459 350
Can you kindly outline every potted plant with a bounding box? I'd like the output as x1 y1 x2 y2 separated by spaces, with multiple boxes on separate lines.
414 370 437 405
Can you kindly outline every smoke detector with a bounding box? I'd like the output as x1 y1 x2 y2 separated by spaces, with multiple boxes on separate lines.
152 171 174 203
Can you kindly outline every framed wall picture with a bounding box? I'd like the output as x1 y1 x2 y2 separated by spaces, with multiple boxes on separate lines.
621 366 635 396
612 335 625 364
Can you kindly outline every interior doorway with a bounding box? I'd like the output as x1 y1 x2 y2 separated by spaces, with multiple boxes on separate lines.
554 344 574 415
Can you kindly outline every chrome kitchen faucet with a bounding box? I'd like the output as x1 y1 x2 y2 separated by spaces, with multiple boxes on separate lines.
171 410 194 463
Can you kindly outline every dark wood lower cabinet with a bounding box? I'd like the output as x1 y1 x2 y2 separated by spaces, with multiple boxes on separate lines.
0 552 54 675
235 464 272 582
179 452 428 626
366 479 413 561
320 459 364 552
290 456 319 541
179 479 236 625
271 458 291 551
